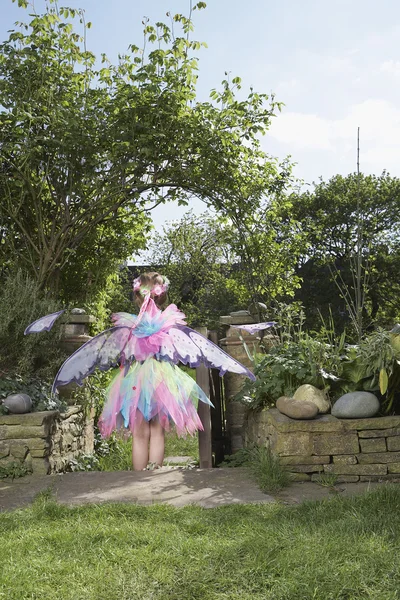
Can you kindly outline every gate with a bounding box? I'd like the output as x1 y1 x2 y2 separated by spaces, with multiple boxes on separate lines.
195 328 226 468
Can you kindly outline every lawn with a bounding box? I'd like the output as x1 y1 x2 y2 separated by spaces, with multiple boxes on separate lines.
95 430 199 472
1 486 400 599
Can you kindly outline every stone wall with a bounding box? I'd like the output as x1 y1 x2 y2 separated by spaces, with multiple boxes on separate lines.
219 312 275 453
0 407 94 476
245 408 400 482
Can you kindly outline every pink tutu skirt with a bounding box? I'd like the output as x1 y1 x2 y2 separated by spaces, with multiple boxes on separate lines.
98 358 212 437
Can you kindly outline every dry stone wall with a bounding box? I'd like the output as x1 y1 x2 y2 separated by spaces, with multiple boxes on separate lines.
245 408 400 482
219 312 276 453
0 407 94 475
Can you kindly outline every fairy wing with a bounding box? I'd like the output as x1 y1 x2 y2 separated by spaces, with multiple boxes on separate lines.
52 326 136 393
24 310 66 335
231 322 277 335
111 312 137 327
159 326 256 381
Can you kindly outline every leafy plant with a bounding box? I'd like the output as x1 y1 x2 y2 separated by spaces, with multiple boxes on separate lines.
0 270 66 379
69 370 117 418
0 460 31 480
0 374 66 412
339 328 400 412
237 337 334 409
289 172 400 334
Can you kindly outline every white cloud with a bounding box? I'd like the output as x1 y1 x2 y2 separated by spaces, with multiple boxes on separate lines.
267 99 400 173
268 113 332 150
380 60 400 77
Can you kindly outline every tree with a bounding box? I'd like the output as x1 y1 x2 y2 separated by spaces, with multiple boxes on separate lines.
289 172 400 331
146 201 307 327
223 190 308 313
0 0 291 298
145 211 244 327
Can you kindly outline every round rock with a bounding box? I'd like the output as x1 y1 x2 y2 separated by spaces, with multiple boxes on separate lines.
71 308 86 315
276 396 319 420
332 391 380 418
293 384 331 414
3 393 32 414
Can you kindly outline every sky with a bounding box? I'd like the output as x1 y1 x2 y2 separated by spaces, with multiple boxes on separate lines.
2 0 400 243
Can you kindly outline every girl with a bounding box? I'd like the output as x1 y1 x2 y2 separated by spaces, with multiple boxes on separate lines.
25 271 259 471
97 272 213 471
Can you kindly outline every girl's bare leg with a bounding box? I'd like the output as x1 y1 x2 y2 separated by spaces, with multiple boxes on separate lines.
149 419 165 467
132 420 150 471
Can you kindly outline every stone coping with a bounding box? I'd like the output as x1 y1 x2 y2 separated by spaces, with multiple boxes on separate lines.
0 406 81 426
219 336 259 346
220 315 256 326
61 314 96 324
264 408 400 433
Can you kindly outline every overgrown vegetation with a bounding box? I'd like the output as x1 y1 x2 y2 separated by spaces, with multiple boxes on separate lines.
0 374 66 413
0 460 31 480
237 301 400 413
221 445 289 492
290 172 400 333
1 0 292 312
0 270 66 379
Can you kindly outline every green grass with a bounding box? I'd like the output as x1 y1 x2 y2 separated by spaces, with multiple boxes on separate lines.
221 445 290 492
2 486 400 599
96 430 199 472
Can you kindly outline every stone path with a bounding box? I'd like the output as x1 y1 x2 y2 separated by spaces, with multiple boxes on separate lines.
0 466 395 512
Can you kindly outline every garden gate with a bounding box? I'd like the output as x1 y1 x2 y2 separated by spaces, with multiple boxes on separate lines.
195 328 226 468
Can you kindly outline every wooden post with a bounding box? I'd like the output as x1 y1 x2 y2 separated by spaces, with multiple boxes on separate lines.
208 331 225 465
195 327 212 468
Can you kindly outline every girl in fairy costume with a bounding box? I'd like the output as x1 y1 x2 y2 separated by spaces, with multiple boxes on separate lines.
98 272 213 470
25 272 275 470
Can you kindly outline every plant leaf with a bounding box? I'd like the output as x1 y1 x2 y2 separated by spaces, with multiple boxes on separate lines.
379 368 389 395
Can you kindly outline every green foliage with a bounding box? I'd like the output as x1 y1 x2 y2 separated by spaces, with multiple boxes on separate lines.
339 328 400 412
1 2 289 304
146 211 246 327
67 430 128 472
84 270 134 334
0 460 31 480
146 203 307 328
70 370 116 419
237 303 343 409
239 300 400 412
221 445 289 492
0 270 66 378
247 444 290 492
68 427 199 472
0 374 66 412
291 172 400 333
313 471 339 488
224 193 308 308
238 339 328 409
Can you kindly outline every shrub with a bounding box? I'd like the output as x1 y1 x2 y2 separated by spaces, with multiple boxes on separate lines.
0 270 66 379
237 337 335 409
0 374 66 412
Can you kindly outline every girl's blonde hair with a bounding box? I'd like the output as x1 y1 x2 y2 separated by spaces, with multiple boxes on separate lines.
133 272 168 308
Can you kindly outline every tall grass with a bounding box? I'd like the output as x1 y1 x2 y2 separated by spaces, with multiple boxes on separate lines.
221 445 289 492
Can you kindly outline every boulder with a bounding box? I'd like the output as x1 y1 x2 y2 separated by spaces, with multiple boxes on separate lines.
276 396 318 420
332 391 380 419
293 384 331 414
3 393 32 414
